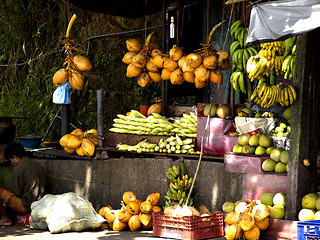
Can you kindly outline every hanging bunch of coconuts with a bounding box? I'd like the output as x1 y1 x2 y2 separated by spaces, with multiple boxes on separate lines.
53 14 92 90
123 21 230 89
123 31 163 87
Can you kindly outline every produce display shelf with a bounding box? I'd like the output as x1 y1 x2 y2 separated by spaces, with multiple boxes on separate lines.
96 147 224 161
297 220 320 240
152 211 224 240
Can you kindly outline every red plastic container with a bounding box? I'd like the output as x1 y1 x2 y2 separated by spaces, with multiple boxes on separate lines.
152 211 224 240
11 213 30 225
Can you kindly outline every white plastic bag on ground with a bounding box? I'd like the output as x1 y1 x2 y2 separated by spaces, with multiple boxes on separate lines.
29 192 105 233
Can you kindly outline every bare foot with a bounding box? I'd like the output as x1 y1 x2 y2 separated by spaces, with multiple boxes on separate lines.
0 203 12 226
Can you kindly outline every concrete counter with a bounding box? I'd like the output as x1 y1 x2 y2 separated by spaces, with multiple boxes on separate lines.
35 156 243 212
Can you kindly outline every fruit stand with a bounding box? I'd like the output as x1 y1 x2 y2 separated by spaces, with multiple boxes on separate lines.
2 0 320 239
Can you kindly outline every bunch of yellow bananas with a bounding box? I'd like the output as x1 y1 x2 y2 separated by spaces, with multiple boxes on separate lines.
277 83 297 107
246 56 269 82
250 79 297 108
258 41 285 76
250 78 279 108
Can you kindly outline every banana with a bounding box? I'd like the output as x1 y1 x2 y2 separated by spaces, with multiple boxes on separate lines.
232 71 241 92
288 85 297 101
248 46 258 56
230 40 241 56
167 167 176 178
235 27 245 41
237 48 244 71
287 87 294 105
239 28 245 48
166 172 176 181
238 72 246 94
246 56 254 74
232 49 241 69
170 181 178 190
249 58 261 81
231 20 244 36
242 28 248 48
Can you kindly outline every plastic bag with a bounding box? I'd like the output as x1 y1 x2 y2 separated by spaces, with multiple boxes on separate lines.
29 192 105 233
52 82 71 104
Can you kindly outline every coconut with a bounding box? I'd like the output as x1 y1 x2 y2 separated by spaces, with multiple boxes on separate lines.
161 68 172 80
76 145 86 156
153 55 165 68
105 210 119 224
224 211 240 225
152 206 162 212
127 201 141 215
132 53 147 68
147 103 161 116
73 55 92 72
113 217 127 231
65 134 81 149
64 146 76 154
255 217 269 230
210 69 223 85
146 193 160 206
140 201 153 213
126 38 142 53
122 52 137 64
146 60 158 72
128 214 141 231
69 70 84 90
126 63 142 78
164 58 178 71
186 53 202 68
225 223 242 240
195 77 209 89
239 212 255 231
170 68 184 85
60 134 73 147
148 71 162 83
137 72 151 88
252 204 271 221
81 138 95 157
53 68 68 86
183 71 195 83
181 61 195 72
151 48 162 57
194 64 210 81
138 212 152 226
217 51 230 70
118 209 132 223
243 224 260 240
169 45 184 61
178 55 186 68
203 54 218 69
123 191 137 204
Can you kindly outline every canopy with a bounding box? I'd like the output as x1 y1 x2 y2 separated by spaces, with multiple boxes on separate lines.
246 0 320 45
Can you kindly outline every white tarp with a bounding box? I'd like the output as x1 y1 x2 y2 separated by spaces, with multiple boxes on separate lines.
246 0 320 45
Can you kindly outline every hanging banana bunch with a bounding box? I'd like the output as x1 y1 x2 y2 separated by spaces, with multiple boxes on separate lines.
282 36 297 80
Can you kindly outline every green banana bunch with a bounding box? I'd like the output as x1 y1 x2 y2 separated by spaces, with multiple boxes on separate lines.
282 52 295 80
165 159 194 207
283 36 297 59
230 70 247 94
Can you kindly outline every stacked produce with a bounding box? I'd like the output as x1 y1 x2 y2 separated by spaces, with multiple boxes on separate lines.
259 192 286 219
99 191 162 231
116 135 197 155
250 79 296 108
164 159 194 207
233 133 273 155
53 14 92 90
202 104 232 119
262 148 289 173
298 193 320 221
59 128 98 157
109 110 197 138
230 20 257 94
268 122 291 138
224 199 271 240
282 36 297 80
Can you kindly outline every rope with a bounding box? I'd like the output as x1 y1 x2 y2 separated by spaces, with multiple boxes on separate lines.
0 25 162 68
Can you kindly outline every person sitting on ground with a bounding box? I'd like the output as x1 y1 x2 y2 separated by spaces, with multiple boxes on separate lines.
0 142 46 225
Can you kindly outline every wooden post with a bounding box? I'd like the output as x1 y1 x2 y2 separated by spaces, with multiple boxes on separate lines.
97 90 104 148
286 28 320 220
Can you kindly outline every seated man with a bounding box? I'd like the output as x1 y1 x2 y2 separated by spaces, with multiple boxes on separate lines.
0 142 46 225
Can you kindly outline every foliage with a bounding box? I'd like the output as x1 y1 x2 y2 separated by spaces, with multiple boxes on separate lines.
0 1 163 142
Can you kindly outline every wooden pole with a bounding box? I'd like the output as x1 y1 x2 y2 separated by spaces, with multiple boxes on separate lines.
286 28 320 220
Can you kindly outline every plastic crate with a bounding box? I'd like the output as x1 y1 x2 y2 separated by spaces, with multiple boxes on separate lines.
297 220 320 240
152 211 224 240
11 213 31 225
